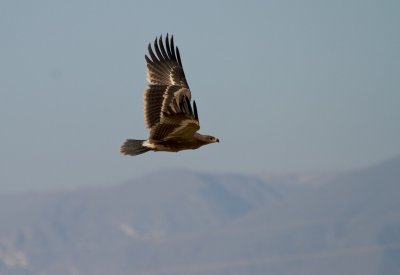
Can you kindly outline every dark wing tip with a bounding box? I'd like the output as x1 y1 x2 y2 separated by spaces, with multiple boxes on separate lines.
185 96 193 116
159 35 168 58
193 100 199 121
176 47 182 66
154 36 165 61
170 35 177 61
147 43 159 63
165 34 172 59
145 54 152 64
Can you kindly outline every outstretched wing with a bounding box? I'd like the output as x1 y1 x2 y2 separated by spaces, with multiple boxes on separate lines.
145 34 189 87
143 34 192 130
149 95 200 141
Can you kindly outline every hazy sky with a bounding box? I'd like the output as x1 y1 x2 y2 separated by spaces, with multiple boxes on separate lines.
1 0 399 193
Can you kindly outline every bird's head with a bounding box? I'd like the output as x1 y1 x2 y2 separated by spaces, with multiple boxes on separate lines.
194 133 219 144
206 135 219 143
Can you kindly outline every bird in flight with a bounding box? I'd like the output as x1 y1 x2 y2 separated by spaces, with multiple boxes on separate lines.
121 34 219 156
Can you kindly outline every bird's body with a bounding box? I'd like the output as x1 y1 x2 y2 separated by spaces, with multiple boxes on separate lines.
121 34 219 156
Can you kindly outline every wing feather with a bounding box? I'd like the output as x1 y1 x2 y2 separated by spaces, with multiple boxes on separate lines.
153 37 165 62
159 36 169 63
147 43 159 65
170 35 177 61
193 100 199 121
176 47 183 67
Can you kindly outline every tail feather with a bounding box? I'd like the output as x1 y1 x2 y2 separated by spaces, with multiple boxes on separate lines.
120 139 150 156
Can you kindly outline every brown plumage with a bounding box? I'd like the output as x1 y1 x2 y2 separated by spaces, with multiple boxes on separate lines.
121 34 219 156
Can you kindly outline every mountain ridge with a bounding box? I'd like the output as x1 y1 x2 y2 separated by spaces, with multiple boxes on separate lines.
0 156 399 274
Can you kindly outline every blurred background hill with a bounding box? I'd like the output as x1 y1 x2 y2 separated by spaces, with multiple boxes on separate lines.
0 156 399 274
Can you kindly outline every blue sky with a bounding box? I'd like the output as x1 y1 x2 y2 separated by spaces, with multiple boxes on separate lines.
1 0 399 193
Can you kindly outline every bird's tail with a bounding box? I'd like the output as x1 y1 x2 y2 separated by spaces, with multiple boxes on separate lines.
120 139 150 156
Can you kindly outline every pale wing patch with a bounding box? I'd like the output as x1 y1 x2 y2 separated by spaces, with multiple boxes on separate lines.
173 87 191 100
143 140 156 149
165 119 199 140
169 73 175 85
146 70 151 83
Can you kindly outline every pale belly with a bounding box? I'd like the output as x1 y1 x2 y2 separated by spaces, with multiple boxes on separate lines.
144 139 203 152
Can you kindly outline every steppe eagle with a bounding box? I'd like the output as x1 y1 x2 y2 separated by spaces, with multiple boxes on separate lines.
121 34 219 156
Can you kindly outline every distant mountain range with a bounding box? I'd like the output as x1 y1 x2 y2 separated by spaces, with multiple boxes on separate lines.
0 157 399 275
